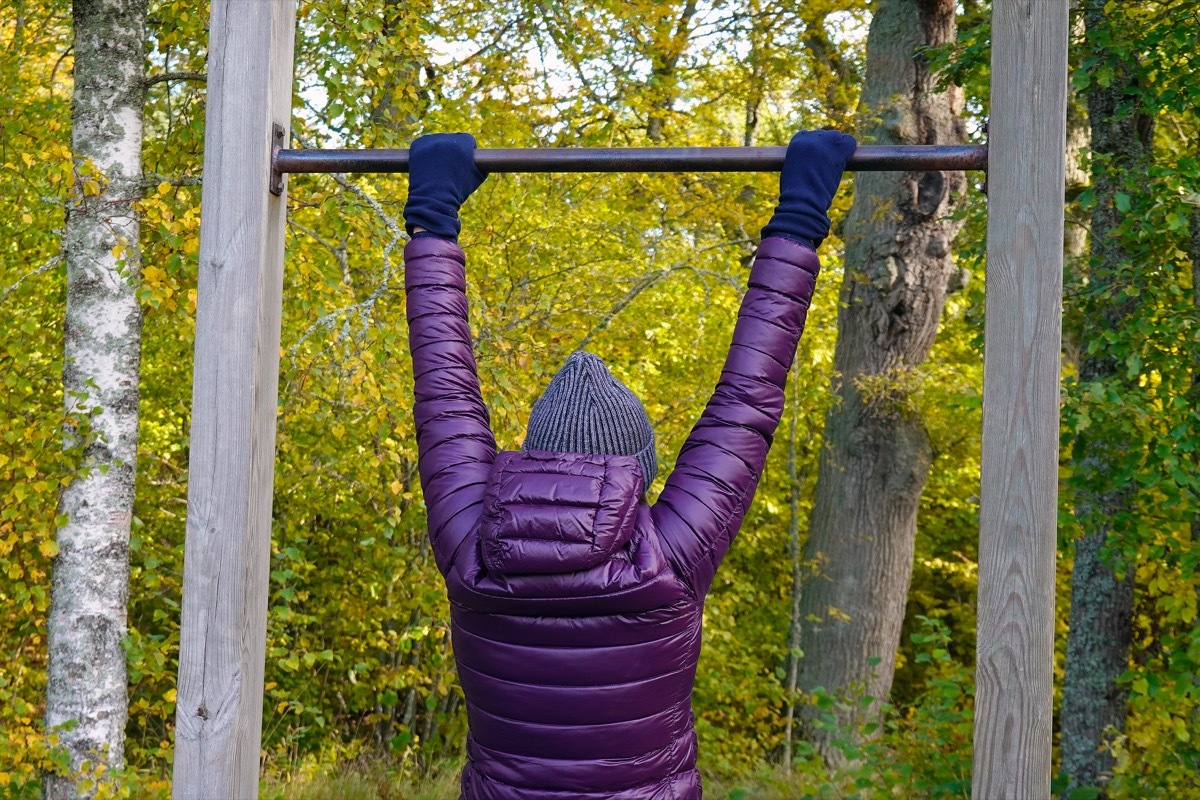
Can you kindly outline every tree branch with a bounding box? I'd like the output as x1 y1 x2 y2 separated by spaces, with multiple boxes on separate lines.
0 256 63 307
576 238 747 349
141 173 202 189
144 71 206 88
284 136 407 360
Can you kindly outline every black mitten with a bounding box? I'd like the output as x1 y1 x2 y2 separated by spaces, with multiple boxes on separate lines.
403 133 489 241
761 130 857 249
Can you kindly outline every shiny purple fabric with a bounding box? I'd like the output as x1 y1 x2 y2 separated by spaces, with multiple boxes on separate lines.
404 235 822 799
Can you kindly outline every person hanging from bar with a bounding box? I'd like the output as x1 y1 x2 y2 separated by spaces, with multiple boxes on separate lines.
401 129 855 800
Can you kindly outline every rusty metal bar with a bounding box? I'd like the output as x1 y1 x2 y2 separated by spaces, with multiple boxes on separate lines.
269 139 988 195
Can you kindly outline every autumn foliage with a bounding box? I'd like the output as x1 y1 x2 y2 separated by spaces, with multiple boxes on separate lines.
1 1 1198 798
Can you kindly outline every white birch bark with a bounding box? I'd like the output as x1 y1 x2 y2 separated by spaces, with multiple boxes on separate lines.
44 0 146 796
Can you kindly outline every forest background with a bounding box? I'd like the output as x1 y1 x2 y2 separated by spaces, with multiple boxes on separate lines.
1 0 1198 798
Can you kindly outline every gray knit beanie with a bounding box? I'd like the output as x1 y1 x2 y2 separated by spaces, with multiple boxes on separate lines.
523 351 658 491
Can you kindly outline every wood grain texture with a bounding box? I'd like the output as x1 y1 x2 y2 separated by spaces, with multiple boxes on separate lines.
974 1 1068 797
172 2 297 798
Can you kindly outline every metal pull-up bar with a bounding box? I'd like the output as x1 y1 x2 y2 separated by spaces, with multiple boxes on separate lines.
268 131 987 195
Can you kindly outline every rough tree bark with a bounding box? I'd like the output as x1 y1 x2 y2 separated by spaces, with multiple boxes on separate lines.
44 0 146 797
794 0 966 761
1059 1 1152 795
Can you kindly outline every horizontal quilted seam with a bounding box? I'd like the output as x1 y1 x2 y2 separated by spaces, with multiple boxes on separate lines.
463 740 700 796
467 736 688 766
460 694 700 796
468 699 679 731
449 568 690 612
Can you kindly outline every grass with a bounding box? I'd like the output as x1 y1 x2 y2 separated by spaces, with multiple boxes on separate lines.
260 757 462 800
257 758 884 800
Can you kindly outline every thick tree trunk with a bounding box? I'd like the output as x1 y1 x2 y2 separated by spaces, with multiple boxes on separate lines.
1059 2 1149 795
795 0 965 761
44 0 145 797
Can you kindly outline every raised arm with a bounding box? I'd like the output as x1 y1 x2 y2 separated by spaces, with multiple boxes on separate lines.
403 134 496 576
651 130 856 598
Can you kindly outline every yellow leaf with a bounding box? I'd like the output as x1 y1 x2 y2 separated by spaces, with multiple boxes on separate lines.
38 539 59 558
164 688 177 703
389 480 402 495
157 181 173 195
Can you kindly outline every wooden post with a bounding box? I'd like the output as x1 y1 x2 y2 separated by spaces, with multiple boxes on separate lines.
172 1 296 797
974 1 1068 797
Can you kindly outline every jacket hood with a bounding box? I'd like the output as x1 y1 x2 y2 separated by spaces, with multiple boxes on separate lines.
480 450 642 577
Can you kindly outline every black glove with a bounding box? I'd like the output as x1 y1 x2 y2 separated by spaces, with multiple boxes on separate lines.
760 130 857 249
403 133 489 241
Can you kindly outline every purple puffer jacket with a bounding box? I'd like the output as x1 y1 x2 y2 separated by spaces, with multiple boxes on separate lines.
404 235 822 800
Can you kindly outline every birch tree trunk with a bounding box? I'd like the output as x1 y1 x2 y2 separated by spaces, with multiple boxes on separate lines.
795 0 966 761
44 0 146 796
1059 2 1151 794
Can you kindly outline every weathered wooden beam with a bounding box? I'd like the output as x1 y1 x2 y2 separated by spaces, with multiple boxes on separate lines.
172 1 297 797
974 0 1068 797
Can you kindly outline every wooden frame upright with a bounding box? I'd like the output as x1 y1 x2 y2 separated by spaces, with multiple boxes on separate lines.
172 1 297 797
974 2 1069 797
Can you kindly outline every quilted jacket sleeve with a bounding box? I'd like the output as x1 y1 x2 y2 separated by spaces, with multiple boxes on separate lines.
404 236 498 577
651 236 821 598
